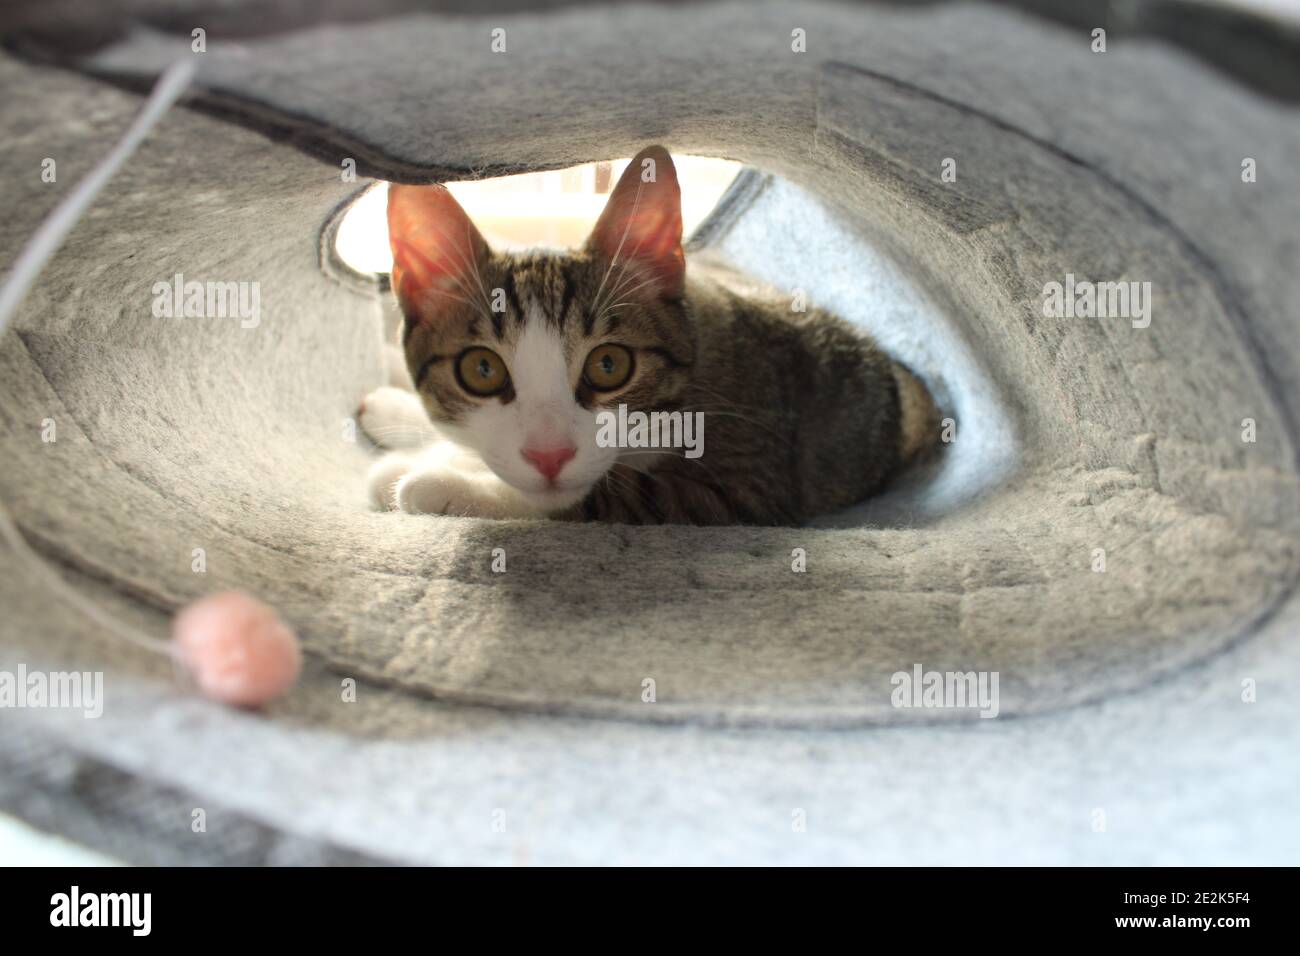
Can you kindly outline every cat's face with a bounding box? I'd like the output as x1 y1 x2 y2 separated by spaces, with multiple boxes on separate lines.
387 146 694 511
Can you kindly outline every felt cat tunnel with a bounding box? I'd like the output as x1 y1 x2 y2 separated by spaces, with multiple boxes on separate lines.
0 0 1297 865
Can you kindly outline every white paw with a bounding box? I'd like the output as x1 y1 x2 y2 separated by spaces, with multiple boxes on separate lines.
368 443 542 519
394 466 486 516
358 386 436 449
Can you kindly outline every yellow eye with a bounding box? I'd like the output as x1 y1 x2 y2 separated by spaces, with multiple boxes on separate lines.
456 347 509 397
583 344 634 391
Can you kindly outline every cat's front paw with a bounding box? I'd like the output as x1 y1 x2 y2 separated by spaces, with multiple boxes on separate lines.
368 445 541 519
394 466 486 517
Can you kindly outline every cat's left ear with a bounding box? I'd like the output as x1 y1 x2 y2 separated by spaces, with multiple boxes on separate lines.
586 145 684 300
387 183 490 318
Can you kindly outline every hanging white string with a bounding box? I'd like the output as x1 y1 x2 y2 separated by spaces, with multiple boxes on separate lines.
0 59 196 656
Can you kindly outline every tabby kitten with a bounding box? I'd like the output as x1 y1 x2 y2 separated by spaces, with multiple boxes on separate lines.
361 146 939 525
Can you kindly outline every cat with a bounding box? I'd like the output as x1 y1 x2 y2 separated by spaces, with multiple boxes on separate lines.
360 145 940 525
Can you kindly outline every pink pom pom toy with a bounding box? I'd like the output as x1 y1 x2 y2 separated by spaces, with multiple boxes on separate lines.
172 591 302 707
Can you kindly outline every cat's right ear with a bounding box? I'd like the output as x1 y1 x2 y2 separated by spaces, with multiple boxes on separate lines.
386 184 489 318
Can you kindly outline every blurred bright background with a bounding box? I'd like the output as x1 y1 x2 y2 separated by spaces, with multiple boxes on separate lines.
0 812 118 865
334 155 743 275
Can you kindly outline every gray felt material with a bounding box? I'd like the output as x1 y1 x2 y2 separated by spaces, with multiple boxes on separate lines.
1 0 1297 863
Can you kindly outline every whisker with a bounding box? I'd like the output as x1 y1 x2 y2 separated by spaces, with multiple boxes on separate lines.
406 213 495 319
590 178 648 316
601 465 661 520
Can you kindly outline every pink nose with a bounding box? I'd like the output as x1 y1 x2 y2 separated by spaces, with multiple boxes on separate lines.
521 445 577 481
